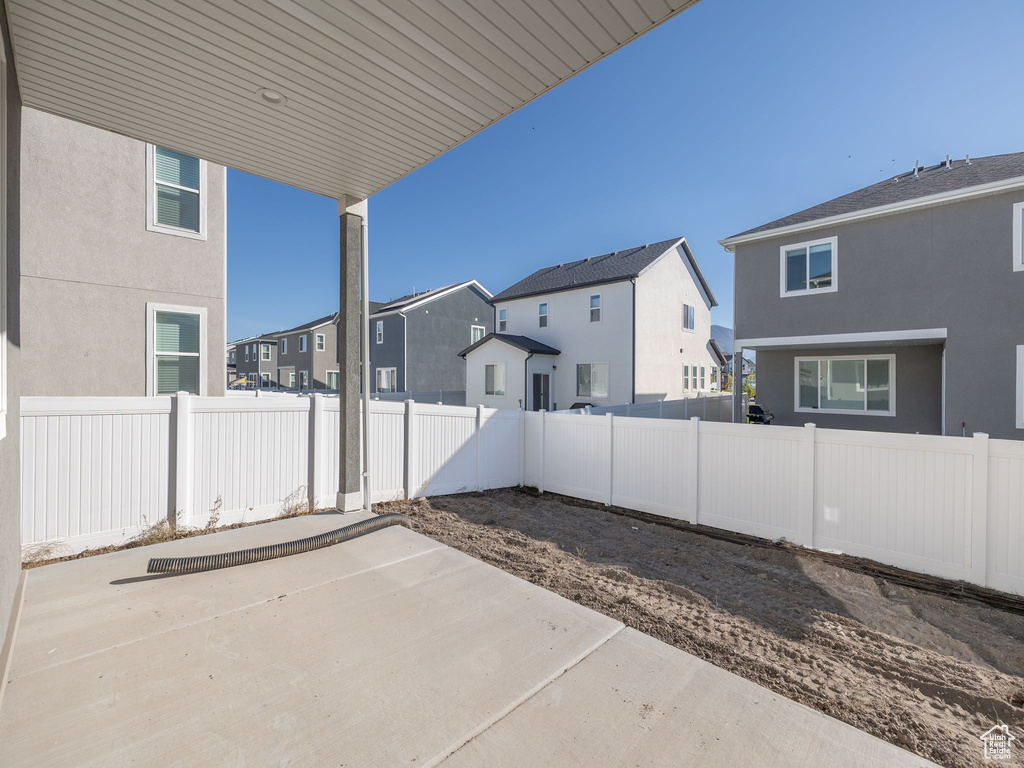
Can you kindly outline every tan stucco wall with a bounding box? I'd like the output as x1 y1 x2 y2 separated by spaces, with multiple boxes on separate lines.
19 107 226 396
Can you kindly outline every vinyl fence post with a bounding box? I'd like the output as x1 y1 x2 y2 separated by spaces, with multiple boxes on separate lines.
972 432 990 587
606 412 614 506
404 399 416 499
797 423 816 547
309 393 324 511
688 417 700 524
519 408 526 487
173 391 192 528
475 404 484 492
658 399 664 419
538 409 546 494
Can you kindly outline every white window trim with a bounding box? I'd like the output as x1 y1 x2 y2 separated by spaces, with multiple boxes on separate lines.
471 324 485 343
780 236 838 297
376 320 383 344
1013 202 1024 272
793 353 895 417
538 302 548 328
146 144 208 240
589 294 602 324
300 370 309 389
326 369 340 389
261 343 270 361
498 308 508 332
682 302 695 332
281 338 288 355
299 335 307 353
576 362 610 400
0 47 6 441
1017 346 1024 429
484 363 506 396
315 332 326 351
146 302 208 396
376 366 397 394
261 372 270 387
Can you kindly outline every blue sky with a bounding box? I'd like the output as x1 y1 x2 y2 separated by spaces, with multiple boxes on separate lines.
227 0 1024 341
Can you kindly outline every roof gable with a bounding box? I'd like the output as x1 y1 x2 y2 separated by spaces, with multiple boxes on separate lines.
372 281 492 316
459 333 560 358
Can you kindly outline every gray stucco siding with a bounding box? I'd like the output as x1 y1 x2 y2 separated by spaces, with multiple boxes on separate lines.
754 345 942 434
735 189 1024 438
368 313 405 392
404 285 492 392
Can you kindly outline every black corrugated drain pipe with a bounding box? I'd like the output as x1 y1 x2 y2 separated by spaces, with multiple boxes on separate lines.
147 513 413 574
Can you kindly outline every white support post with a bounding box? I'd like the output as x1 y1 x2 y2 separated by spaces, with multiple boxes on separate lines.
174 391 192 528
309 393 324 510
797 423 816 547
971 432 990 587
475 404 484 491
688 417 700 524
519 408 526 487
538 409 546 494
606 413 614 506
404 399 416 499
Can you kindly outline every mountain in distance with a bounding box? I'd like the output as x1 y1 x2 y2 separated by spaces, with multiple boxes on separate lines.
711 325 755 361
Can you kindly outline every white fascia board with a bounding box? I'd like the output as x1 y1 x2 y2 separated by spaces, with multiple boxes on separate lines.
720 176 1024 250
371 280 491 318
735 328 948 349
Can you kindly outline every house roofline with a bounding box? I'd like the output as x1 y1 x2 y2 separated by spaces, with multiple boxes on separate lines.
370 280 492 319
735 327 948 349
719 174 1024 250
458 333 560 358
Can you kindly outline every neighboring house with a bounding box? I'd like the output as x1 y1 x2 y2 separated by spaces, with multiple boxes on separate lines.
463 237 718 411
369 282 492 395
708 338 728 391
232 335 278 389
724 354 755 380
226 342 237 386
721 152 1024 438
20 108 226 397
272 313 342 390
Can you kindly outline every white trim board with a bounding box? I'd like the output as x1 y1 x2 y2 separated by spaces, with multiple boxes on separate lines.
370 280 493 319
720 175 1024 249
735 328 947 349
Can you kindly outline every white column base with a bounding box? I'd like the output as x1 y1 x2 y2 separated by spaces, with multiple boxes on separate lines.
336 491 366 513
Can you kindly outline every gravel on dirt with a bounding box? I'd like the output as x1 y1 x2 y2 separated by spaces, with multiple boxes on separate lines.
380 488 1024 768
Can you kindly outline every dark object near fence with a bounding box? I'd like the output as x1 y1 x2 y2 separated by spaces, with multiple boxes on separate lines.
747 404 773 425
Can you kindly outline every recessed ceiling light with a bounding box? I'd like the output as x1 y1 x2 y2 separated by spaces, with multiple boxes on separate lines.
257 88 287 106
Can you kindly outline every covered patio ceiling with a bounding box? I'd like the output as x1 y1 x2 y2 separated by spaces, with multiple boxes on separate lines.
6 0 700 199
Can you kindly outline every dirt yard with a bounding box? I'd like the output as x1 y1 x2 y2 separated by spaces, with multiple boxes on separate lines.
380 489 1024 768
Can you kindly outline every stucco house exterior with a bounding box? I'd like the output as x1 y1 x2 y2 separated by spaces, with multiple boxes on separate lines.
272 313 342 390
20 108 226 397
463 237 718 411
369 282 491 395
722 152 1024 438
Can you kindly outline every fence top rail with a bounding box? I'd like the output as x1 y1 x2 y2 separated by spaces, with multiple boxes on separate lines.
414 402 477 417
989 437 1024 459
544 412 609 425
20 396 174 416
814 427 974 453
190 396 311 413
698 420 808 441
610 415 697 432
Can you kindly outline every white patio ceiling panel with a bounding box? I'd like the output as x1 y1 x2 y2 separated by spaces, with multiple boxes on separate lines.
6 0 699 199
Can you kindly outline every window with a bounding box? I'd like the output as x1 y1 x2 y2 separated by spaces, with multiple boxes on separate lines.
538 303 548 328
147 145 206 238
711 368 718 385
590 295 601 323
781 236 837 296
299 335 307 353
252 343 257 358
261 372 270 387
148 304 206 396
315 333 326 351
795 354 894 416
282 338 288 355
300 370 309 389
326 370 339 390
683 364 689 391
700 366 706 390
245 346 249 362
498 308 507 332
485 364 506 396
288 371 296 388
682 303 695 331
576 363 609 398
261 344 270 361
229 350 235 363
376 367 397 393
376 320 383 344
471 325 485 344
1014 202 1024 272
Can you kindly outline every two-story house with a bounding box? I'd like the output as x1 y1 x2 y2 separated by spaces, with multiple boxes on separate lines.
722 152 1024 438
232 335 278 388
20 108 227 397
271 313 342 390
369 282 492 395
462 237 718 410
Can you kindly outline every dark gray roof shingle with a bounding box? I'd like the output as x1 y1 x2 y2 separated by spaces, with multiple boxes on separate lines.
271 312 338 337
491 237 684 302
727 152 1024 239
373 283 461 314
458 333 560 358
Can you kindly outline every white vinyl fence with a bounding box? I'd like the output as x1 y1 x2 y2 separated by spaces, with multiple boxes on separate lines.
19 396 1024 595
559 393 742 423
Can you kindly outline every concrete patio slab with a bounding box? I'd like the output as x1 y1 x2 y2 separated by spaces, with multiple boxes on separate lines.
0 514 934 767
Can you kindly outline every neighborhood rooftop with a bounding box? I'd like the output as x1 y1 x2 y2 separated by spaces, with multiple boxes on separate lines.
726 151 1024 240
270 312 338 337
458 332 561 358
371 281 490 315
491 237 716 303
